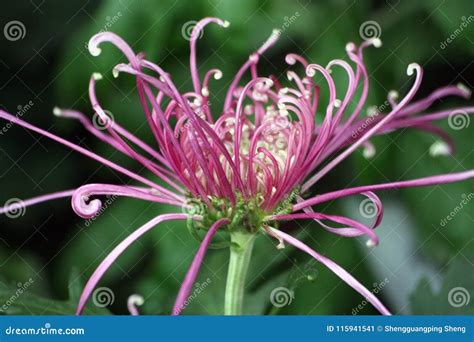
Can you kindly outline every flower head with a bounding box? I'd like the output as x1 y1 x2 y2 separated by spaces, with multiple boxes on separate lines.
1 17 473 316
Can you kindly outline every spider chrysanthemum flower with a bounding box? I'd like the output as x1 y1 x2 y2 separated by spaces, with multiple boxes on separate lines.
1 17 473 316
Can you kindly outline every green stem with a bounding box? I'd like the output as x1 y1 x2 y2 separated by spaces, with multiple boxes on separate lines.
224 231 256 315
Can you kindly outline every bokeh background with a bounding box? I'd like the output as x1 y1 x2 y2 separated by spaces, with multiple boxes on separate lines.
0 0 473 315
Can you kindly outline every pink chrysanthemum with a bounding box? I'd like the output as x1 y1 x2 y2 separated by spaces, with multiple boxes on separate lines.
1 17 473 316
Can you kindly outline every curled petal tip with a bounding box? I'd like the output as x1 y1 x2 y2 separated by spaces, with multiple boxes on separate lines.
407 63 420 76
222 20 230 28
214 70 223 80
112 67 120 78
